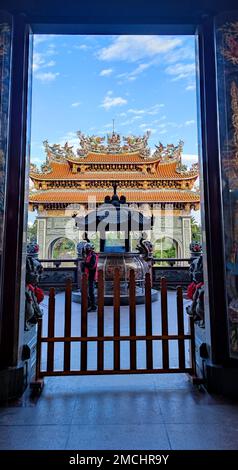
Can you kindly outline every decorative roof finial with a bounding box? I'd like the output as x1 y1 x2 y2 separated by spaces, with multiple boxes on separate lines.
112 118 115 134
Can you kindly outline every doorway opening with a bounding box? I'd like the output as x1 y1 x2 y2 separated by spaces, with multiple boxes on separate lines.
25 32 203 384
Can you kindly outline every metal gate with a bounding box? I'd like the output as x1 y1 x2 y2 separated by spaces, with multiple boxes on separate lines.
34 269 196 383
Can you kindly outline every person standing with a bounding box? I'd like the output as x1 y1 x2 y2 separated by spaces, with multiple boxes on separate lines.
82 243 98 311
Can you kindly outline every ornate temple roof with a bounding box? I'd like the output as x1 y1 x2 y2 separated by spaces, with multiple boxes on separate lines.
30 161 198 181
29 189 200 205
29 131 200 211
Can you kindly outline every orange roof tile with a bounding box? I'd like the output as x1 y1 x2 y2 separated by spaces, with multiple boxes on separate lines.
29 189 200 204
67 152 148 163
30 161 198 181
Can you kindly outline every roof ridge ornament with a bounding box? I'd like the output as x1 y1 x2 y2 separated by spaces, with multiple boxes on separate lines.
76 129 151 157
77 131 105 156
43 139 74 162
30 134 198 179
153 140 184 161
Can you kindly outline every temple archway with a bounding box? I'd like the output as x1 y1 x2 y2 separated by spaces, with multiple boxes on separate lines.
48 237 76 259
153 236 180 263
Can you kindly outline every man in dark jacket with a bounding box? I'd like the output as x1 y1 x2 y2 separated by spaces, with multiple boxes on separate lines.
82 243 98 311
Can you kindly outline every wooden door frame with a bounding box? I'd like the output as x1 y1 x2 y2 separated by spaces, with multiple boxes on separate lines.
0 11 228 371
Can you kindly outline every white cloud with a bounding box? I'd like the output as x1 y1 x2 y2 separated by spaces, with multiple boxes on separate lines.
30 156 44 164
46 44 58 56
59 131 79 150
185 120 195 126
78 44 89 50
120 115 143 126
117 62 151 82
33 52 45 71
74 44 90 51
45 60 56 67
33 35 57 46
165 63 195 81
128 104 164 116
35 72 60 83
186 83 196 91
138 122 166 135
98 36 182 62
103 123 114 129
164 45 195 64
71 102 81 108
100 68 113 76
182 154 198 166
99 36 196 89
100 92 127 110
166 121 183 128
33 53 56 71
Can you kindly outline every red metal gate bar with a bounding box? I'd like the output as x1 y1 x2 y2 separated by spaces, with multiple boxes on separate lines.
40 334 192 342
64 279 72 371
177 285 186 369
80 273 88 371
161 277 169 369
39 368 193 377
113 267 120 371
145 272 153 370
97 270 104 371
47 287 55 372
129 269 137 370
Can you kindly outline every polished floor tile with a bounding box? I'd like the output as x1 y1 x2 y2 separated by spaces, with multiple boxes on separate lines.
65 424 171 450
166 423 238 450
72 390 163 425
0 425 70 450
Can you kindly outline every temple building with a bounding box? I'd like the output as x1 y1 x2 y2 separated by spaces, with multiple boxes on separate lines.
29 131 200 259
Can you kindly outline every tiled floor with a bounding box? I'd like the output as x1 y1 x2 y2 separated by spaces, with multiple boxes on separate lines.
1 293 238 450
1 374 238 450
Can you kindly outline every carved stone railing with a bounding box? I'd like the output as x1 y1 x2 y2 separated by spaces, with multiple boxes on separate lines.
153 257 190 267
38 257 191 290
152 257 191 288
38 259 78 289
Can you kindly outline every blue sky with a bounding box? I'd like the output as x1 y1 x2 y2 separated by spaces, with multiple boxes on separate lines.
30 34 198 167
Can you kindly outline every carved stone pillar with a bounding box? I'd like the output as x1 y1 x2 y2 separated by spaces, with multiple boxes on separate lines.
182 216 191 258
37 218 46 259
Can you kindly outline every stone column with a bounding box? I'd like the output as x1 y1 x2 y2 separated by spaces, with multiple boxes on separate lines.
37 218 47 259
182 216 191 259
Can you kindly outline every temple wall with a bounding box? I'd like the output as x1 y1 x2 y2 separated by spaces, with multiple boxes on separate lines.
36 210 191 260
37 217 46 258
37 215 79 259
182 216 192 258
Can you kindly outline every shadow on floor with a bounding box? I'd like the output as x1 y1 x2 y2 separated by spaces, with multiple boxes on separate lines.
0 374 238 450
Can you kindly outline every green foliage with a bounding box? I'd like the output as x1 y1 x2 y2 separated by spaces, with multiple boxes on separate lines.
191 216 201 242
154 246 176 259
27 219 37 243
52 238 76 259
153 237 176 266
